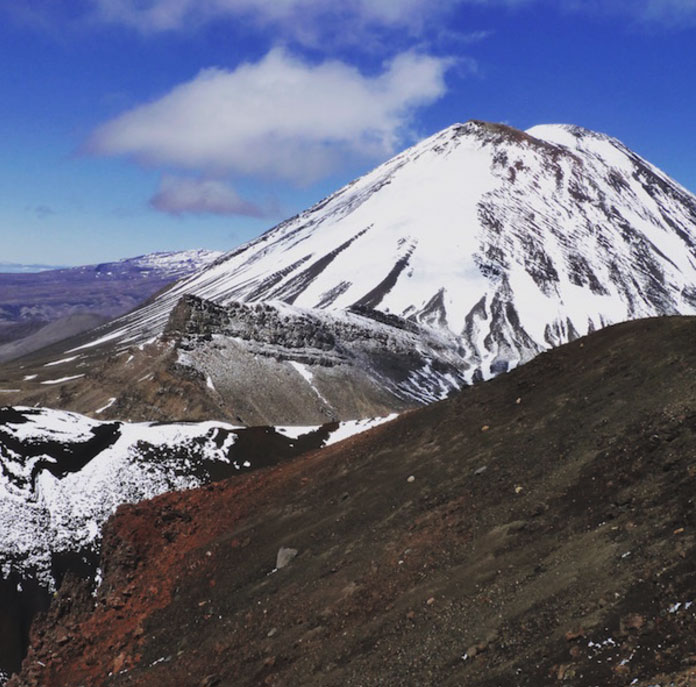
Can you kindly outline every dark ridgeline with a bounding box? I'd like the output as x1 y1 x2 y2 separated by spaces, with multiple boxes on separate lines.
8 315 696 686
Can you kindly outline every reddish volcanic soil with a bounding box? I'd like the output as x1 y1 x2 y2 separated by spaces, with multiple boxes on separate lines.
10 316 696 686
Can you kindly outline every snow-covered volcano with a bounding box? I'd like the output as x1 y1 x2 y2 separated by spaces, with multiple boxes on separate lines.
5 120 696 422
83 121 696 375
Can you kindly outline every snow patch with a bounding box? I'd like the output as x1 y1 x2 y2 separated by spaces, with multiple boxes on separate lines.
325 413 398 446
40 374 85 385
289 361 330 405
43 355 79 367
95 398 116 415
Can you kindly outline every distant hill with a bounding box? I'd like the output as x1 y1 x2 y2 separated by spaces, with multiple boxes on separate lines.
0 250 222 362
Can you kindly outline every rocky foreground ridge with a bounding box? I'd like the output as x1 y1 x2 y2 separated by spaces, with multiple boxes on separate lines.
0 406 394 683
8 315 696 686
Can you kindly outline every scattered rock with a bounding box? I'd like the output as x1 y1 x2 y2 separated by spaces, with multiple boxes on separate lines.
565 628 585 641
200 676 221 687
407 475 415 483
112 652 126 674
466 640 490 659
620 613 645 634
529 502 547 517
276 547 298 569
556 663 576 680
612 663 630 677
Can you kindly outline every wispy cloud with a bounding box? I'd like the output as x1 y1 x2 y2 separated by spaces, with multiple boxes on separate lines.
5 0 696 39
26 204 56 219
1 0 502 47
150 175 265 216
85 48 455 184
88 0 465 34
564 0 696 27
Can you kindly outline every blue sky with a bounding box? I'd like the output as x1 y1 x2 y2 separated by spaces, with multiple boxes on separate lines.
1 0 695 266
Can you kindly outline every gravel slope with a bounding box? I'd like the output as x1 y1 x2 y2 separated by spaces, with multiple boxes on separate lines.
10 315 696 687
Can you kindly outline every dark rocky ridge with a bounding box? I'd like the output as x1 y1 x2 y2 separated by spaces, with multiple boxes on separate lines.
165 294 470 423
0 414 341 683
10 315 696 686
167 294 433 359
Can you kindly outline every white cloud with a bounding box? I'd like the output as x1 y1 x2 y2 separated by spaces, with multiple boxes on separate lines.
150 175 264 216
88 0 465 33
5 0 696 37
86 48 454 183
568 0 696 26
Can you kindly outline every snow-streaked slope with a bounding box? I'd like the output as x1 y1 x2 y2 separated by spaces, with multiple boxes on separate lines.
76 120 696 383
170 295 472 410
0 406 396 588
69 249 224 279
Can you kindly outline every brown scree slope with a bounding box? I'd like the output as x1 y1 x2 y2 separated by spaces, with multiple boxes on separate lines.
9 315 696 686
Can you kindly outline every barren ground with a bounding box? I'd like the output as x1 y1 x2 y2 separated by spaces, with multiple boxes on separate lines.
10 316 696 686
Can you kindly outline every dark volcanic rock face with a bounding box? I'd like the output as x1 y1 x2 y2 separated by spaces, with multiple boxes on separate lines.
10 315 696 686
164 294 470 418
0 406 382 683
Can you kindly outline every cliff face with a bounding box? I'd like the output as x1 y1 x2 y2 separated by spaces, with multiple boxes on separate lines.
164 294 470 423
11 316 696 687
0 406 398 682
